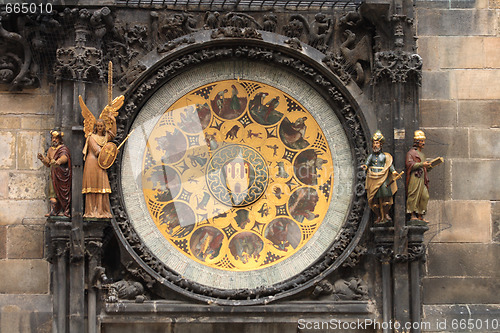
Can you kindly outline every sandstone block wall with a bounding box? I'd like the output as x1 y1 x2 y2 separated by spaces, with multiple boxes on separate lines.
416 0 500 325
0 86 55 332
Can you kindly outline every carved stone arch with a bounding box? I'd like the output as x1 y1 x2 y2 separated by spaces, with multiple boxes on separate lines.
108 31 372 305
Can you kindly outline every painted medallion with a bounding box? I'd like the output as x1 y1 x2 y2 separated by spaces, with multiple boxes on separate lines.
141 80 334 271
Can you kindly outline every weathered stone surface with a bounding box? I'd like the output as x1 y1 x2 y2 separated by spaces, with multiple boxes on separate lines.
427 243 500 277
0 93 53 115
0 305 33 333
0 131 15 169
0 171 8 199
452 160 500 200
416 9 497 36
17 131 46 170
491 0 500 7
415 0 449 9
438 37 484 69
421 128 469 159
451 69 500 99
8 172 47 200
20 116 56 130
424 200 444 244
0 117 21 129
493 201 500 242
0 226 5 259
469 129 500 158
421 71 451 100
0 259 49 294
484 37 500 68
0 295 52 333
0 200 47 225
458 100 500 128
427 157 452 200
423 304 500 332
475 0 489 8
420 100 457 127
7 225 44 259
434 200 491 242
423 277 500 304
450 0 477 9
417 37 441 71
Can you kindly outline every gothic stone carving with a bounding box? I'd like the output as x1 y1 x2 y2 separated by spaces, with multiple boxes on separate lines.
312 277 369 301
0 15 39 89
372 50 422 85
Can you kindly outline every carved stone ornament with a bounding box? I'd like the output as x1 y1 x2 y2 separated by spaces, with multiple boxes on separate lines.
0 16 39 90
54 46 104 81
108 40 369 305
331 277 369 301
312 277 369 301
211 27 263 40
372 50 422 85
105 280 147 303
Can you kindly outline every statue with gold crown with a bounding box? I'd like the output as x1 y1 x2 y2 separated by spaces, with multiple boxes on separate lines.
80 62 125 218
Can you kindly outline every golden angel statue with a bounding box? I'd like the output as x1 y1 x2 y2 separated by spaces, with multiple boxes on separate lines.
80 62 124 218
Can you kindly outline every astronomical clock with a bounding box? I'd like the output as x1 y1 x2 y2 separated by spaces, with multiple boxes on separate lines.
116 59 364 304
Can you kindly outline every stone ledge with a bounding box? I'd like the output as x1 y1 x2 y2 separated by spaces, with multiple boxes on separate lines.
105 300 376 316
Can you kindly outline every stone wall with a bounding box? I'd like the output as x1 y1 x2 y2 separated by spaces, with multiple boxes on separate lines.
0 85 54 332
416 0 500 327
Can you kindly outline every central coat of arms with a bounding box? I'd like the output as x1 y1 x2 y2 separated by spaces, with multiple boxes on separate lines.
207 145 268 207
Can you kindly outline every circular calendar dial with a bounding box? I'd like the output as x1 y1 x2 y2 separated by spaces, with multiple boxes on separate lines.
141 80 334 271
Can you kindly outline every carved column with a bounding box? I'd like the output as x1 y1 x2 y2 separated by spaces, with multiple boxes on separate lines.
408 225 428 333
46 219 72 333
85 221 108 333
372 225 394 333
363 0 424 329
53 8 108 333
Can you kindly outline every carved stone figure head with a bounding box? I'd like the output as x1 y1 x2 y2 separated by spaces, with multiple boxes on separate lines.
50 130 64 146
95 119 106 135
413 130 426 149
371 130 385 153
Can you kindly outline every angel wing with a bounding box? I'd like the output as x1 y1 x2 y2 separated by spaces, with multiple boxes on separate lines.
79 95 96 138
99 95 124 133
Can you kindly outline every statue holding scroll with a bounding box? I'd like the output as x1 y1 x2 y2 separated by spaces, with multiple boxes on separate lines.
406 130 443 222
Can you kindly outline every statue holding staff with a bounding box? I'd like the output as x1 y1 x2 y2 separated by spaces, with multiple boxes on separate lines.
361 131 402 224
